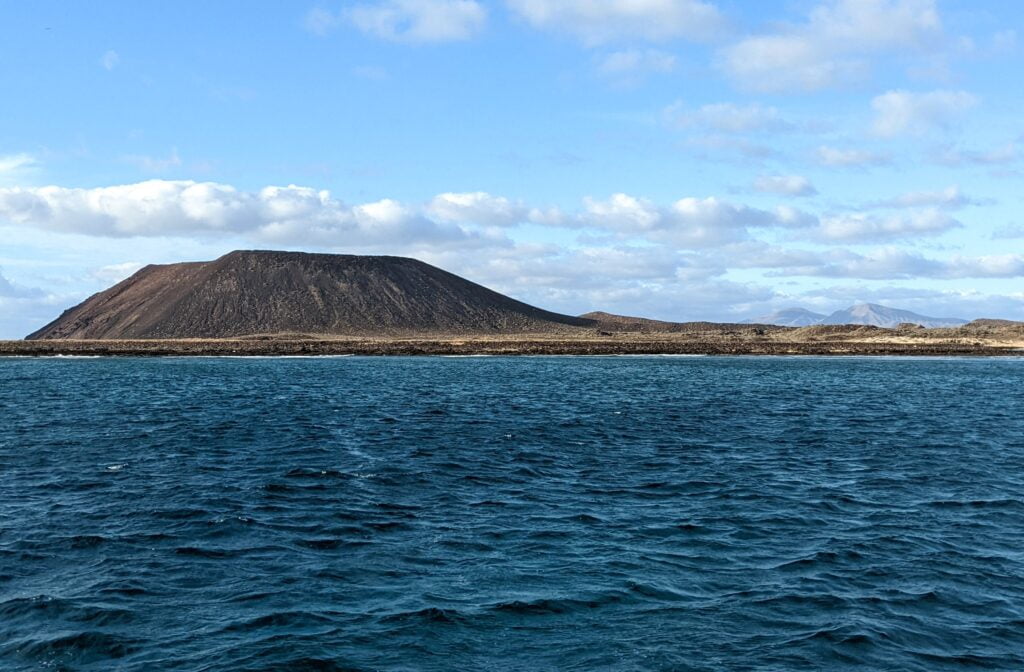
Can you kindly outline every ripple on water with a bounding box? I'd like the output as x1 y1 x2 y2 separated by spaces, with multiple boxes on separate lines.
1 356 1023 671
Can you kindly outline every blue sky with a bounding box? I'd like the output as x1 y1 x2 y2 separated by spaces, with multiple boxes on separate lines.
2 0 1023 337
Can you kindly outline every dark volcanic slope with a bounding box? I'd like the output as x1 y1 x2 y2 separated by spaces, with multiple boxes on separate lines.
28 250 594 339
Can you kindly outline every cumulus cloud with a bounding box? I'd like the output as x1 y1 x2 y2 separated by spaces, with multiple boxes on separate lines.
449 244 710 289
425 192 529 227
453 245 771 320
3 179 1016 325
506 0 726 45
405 238 772 321
753 175 817 197
720 0 943 92
581 193 808 247
345 0 486 43
815 145 891 167
663 101 792 134
870 89 977 137
538 279 776 322
870 185 981 210
811 210 961 243
0 180 836 253
700 242 1024 282
0 180 502 251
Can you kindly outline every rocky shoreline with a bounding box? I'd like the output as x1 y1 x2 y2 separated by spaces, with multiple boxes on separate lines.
2 336 1022 357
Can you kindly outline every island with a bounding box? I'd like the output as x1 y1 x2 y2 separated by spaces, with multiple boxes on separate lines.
3 250 1022 357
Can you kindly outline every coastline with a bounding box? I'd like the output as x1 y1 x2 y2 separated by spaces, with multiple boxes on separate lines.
2 335 1022 357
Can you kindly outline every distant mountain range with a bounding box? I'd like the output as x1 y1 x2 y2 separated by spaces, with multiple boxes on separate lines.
744 308 827 327
747 303 968 329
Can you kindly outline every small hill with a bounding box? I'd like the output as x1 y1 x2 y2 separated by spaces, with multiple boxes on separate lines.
579 311 783 335
27 250 594 339
820 303 967 329
579 311 684 332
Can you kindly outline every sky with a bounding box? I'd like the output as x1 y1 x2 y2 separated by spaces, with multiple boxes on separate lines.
2 0 1024 338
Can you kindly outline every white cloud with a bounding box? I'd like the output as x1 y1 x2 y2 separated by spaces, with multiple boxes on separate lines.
946 255 1024 279
720 0 944 92
870 89 977 137
583 193 663 231
506 0 726 46
449 244 711 290
100 50 120 71
663 101 791 134
437 242 771 320
871 185 980 209
346 0 486 43
815 145 891 167
766 247 1024 280
753 175 817 197
0 153 39 186
0 180 501 251
710 243 1024 282
812 210 961 243
0 181 831 253
425 192 530 227
932 142 1020 166
3 180 1019 325
597 49 676 80
532 279 775 322
0 154 36 174
581 193 806 247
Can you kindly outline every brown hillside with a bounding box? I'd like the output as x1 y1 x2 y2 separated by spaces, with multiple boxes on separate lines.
27 250 595 339
580 311 786 335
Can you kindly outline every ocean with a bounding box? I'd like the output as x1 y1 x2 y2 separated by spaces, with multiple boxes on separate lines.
1 356 1023 671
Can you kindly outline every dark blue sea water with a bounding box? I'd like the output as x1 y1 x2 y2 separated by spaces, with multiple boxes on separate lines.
2 356 1024 671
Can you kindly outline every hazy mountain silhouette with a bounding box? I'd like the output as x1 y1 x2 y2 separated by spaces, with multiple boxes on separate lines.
819 303 967 328
743 308 827 327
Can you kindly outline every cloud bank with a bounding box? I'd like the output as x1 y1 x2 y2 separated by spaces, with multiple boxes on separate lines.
0 180 1013 286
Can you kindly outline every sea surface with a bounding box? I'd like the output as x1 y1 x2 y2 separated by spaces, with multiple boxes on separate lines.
1 356 1023 671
